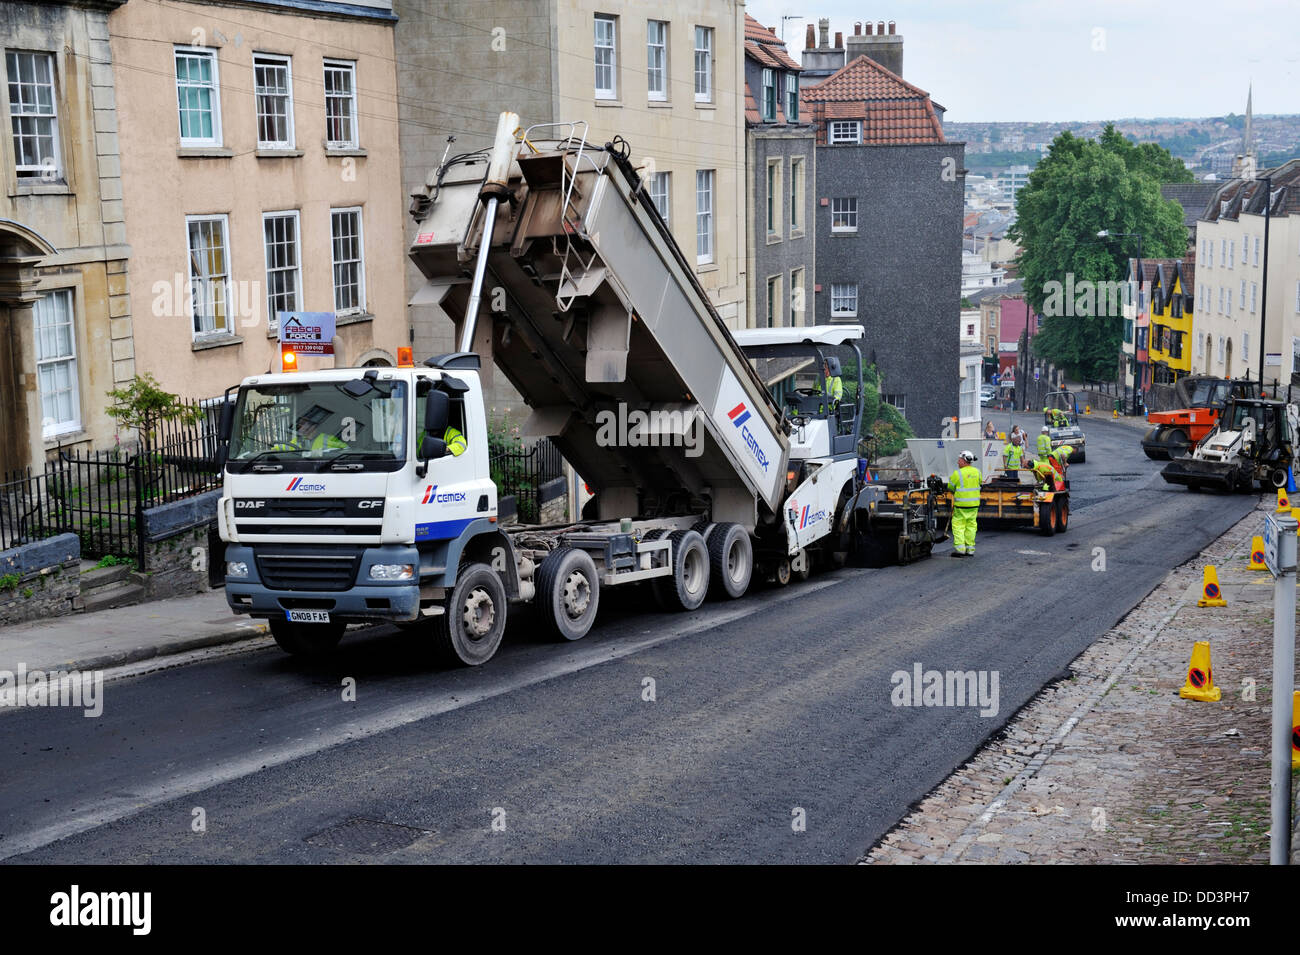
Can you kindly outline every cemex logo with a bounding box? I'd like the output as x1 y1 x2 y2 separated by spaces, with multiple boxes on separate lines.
799 504 826 529
727 402 770 473
422 484 467 504
286 477 327 492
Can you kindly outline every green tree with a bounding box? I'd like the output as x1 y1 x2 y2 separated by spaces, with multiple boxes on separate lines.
840 360 914 457
1008 128 1187 379
105 372 202 444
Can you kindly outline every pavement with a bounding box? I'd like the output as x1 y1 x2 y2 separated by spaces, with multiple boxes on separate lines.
0 589 267 675
865 496 1300 865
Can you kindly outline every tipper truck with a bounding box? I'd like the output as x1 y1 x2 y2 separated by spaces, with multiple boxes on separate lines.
216 112 941 665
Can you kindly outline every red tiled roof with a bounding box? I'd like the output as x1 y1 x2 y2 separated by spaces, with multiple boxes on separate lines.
744 14 801 71
744 90 760 125
801 54 944 144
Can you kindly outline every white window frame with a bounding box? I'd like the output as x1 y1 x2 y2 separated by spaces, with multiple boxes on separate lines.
1228 239 1235 269
693 26 713 103
761 68 775 121
786 72 799 122
330 206 367 317
253 53 295 149
646 21 667 101
882 393 905 416
6 51 62 179
1243 332 1250 360
766 274 780 328
1240 280 1246 310
790 266 804 323
1226 288 1232 312
1254 235 1261 266
323 58 358 149
186 214 232 339
695 169 714 265
174 46 221 147
1242 236 1249 264
766 159 782 236
831 197 858 233
262 210 302 331
830 283 858 318
1196 332 1205 358
1251 282 1257 313
594 15 617 100
648 171 669 226
1217 336 1225 363
790 156 803 232
33 288 79 437
1220 238 1227 267
829 120 861 144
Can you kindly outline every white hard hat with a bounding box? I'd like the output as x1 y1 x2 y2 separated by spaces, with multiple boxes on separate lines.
960 450 976 462
1041 425 1050 432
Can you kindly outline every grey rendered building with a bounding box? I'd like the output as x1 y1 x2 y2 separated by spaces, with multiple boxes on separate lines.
742 15 815 328
799 23 963 438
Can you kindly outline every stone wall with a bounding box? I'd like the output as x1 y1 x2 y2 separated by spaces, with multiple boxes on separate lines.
0 533 80 626
140 490 221 599
538 477 568 525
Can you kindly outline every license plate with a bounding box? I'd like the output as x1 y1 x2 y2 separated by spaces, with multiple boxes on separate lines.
286 610 331 624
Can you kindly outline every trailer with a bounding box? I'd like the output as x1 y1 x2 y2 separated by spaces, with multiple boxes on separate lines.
216 112 941 665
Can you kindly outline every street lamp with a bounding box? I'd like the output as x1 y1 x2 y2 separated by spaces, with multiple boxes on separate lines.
1098 230 1143 414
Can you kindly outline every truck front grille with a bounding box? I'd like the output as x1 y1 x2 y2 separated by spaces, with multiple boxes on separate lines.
256 552 360 592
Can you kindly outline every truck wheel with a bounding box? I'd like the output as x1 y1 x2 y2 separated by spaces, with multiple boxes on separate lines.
651 529 710 611
1038 502 1056 536
431 562 507 666
270 619 346 657
536 547 600 641
792 548 812 581
706 522 752 599
1270 468 1288 489
772 558 792 586
1054 497 1069 533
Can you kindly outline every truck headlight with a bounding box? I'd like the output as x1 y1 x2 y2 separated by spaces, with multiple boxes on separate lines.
370 563 415 581
226 561 249 578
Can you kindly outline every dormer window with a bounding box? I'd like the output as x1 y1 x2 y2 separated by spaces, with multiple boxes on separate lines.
829 120 861 144
761 68 775 121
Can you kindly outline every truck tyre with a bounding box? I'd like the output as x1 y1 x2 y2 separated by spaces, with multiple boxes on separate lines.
1270 468 1288 489
1054 496 1069 533
431 562 507 666
270 619 345 658
536 547 600 641
1038 501 1056 536
792 547 812 581
651 529 710 611
706 522 752 599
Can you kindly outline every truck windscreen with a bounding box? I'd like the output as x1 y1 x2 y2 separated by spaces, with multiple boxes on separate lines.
226 380 408 472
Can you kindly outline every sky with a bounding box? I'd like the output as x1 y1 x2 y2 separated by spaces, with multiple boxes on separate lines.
744 0 1300 123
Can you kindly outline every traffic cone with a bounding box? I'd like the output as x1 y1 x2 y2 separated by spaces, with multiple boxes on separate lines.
1248 536 1267 571
1293 692 1300 769
1276 487 1291 511
1288 467 1298 495
1179 641 1222 702
1197 565 1227 607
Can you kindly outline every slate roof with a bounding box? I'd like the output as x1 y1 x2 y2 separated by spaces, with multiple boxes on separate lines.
1160 183 1220 229
800 54 944 145
1202 159 1300 222
744 15 801 71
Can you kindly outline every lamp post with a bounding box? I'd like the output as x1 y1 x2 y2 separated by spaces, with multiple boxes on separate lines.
1098 230 1144 414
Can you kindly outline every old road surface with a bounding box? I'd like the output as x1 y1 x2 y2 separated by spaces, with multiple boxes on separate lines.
1 416 1254 863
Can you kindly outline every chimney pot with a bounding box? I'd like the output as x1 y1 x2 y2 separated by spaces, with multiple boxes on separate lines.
854 22 862 35
888 20 896 35
818 18 829 49
866 22 873 35
768 25 775 34
834 31 842 48
805 23 815 49
877 20 885 34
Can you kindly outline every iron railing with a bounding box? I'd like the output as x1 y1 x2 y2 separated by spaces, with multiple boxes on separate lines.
489 438 564 524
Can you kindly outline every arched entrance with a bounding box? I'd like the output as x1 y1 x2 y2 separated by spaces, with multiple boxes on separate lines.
0 219 58 473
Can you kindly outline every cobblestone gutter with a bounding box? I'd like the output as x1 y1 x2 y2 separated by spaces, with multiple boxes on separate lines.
864 497 1299 864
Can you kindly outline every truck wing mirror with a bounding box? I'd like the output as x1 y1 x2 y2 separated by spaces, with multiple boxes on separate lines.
421 435 447 460
425 389 449 435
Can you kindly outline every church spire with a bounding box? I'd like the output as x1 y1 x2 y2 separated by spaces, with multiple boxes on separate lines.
1244 84 1254 158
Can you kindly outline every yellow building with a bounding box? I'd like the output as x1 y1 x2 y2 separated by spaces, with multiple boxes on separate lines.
1146 261 1193 383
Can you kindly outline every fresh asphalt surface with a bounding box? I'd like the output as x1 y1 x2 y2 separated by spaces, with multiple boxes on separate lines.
1 416 1256 863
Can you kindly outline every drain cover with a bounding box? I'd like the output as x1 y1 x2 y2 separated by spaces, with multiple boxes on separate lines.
305 818 431 854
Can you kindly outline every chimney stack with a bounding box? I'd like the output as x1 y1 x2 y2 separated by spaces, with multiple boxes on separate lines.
845 18 904 76
768 25 775 34
805 23 814 49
